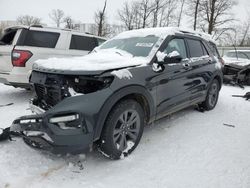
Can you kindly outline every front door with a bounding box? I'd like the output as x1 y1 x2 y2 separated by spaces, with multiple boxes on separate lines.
154 37 193 119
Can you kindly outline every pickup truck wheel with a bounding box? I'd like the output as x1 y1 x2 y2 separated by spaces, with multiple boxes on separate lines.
199 79 219 110
99 99 144 160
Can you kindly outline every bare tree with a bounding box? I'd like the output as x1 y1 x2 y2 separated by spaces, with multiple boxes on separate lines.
17 15 41 26
239 13 250 46
118 0 179 30
49 9 65 27
159 0 178 27
199 0 237 34
118 2 135 30
177 0 186 27
139 0 154 28
151 0 170 27
185 0 201 30
193 0 200 30
94 0 110 37
64 16 76 29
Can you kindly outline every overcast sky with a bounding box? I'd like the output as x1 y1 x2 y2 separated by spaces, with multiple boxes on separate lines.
0 0 249 27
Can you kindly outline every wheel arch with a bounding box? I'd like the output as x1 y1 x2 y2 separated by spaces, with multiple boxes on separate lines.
94 85 156 141
213 74 222 90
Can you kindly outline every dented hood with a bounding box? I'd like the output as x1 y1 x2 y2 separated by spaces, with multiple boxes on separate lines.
33 49 149 75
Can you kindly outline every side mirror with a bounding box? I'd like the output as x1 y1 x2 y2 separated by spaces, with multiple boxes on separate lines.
156 51 182 64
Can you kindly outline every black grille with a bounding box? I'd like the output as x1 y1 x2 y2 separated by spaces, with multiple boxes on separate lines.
35 84 62 109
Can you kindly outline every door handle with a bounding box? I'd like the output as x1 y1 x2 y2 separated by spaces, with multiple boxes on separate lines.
182 62 191 69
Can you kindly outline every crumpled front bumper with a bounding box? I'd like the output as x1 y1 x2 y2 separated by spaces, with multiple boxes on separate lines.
10 111 94 154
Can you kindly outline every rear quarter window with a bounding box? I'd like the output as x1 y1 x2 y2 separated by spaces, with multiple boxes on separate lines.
0 29 18 45
208 42 220 58
17 30 60 48
70 35 97 51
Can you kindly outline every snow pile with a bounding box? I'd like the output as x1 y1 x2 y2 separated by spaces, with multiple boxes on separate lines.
168 51 180 57
34 49 148 72
1 84 250 188
111 69 133 79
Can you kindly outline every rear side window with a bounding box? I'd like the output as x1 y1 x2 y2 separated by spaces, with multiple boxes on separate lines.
187 39 205 57
19 30 60 48
70 35 97 51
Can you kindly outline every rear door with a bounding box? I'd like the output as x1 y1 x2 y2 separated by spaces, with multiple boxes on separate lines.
0 28 21 72
185 38 213 102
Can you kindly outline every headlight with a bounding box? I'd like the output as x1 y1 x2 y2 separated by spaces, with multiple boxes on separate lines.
49 114 79 123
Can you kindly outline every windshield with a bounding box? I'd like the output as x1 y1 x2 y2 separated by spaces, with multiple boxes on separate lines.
98 35 160 57
225 51 250 59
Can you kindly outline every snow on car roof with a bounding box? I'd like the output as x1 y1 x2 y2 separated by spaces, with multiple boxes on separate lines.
114 27 215 43
114 27 180 39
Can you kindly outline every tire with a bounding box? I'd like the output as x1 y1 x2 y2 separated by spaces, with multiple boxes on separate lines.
99 99 145 160
199 79 220 111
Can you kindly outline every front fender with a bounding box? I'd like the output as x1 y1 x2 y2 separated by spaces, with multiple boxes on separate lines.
47 85 155 141
94 85 156 140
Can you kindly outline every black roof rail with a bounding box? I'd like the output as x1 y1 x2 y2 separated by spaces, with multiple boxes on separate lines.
29 25 43 28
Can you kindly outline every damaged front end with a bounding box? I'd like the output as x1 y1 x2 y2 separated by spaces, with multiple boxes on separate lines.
223 64 250 87
8 70 114 154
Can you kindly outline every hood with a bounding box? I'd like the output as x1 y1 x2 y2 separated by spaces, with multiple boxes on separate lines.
33 49 149 75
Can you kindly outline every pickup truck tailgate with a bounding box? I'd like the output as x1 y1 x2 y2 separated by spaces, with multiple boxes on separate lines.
0 45 13 73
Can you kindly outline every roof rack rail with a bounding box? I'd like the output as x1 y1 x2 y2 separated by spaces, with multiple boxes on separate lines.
29 24 43 28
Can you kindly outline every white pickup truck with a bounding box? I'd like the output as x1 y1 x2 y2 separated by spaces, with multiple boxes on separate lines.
0 25 106 89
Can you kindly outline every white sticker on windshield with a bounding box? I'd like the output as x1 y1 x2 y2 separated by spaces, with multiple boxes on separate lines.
136 43 154 47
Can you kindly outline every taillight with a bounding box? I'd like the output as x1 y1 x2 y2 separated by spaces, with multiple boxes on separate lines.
11 50 32 67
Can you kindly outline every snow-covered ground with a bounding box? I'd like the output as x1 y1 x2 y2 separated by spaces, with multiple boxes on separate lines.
0 83 249 188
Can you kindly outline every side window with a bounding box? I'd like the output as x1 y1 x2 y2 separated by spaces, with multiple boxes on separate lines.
70 35 97 51
164 38 187 59
21 30 60 48
97 38 106 46
187 39 204 57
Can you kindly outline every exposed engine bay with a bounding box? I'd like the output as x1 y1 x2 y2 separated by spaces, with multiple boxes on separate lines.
31 71 114 110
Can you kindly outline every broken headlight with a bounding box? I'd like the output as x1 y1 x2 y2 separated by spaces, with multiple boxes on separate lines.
64 76 114 96
49 114 82 130
49 114 79 123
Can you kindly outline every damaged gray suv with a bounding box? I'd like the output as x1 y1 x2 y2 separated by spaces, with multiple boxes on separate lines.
10 27 223 159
